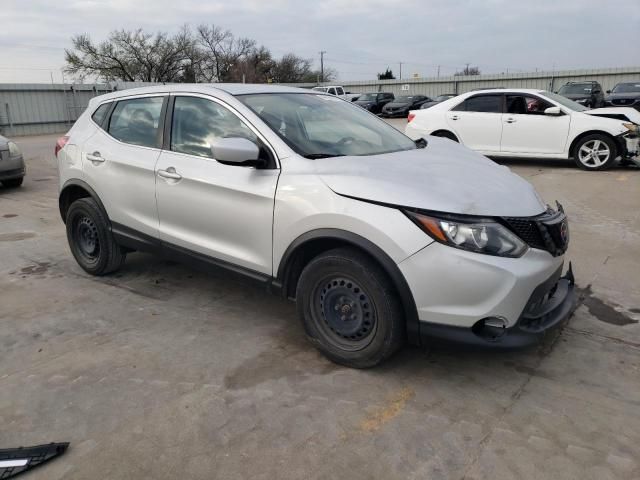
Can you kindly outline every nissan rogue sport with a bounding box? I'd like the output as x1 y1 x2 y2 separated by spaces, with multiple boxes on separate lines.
56 84 575 368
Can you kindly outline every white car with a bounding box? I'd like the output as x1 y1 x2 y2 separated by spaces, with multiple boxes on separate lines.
405 88 640 170
311 85 360 101
56 84 574 368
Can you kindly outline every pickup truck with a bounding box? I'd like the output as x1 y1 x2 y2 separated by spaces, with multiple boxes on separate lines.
312 86 360 101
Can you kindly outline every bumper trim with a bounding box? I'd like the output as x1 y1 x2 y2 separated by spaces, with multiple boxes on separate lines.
419 264 577 349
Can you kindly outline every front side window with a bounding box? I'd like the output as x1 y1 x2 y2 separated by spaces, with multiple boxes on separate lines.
108 97 164 148
171 96 257 159
238 93 416 158
91 103 111 127
453 95 502 113
506 95 553 115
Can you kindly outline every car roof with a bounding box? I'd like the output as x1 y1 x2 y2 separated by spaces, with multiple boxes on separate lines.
463 88 545 95
89 83 312 104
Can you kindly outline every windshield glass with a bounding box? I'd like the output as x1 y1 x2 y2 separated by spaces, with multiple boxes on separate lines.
543 91 589 112
238 93 417 158
558 84 593 95
312 87 328 92
396 96 416 102
357 93 378 101
612 83 640 94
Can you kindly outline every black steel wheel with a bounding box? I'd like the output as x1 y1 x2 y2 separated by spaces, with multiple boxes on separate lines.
297 247 404 368
66 197 125 275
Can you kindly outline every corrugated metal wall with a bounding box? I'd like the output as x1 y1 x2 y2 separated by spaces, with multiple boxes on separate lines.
0 82 160 136
1 67 639 136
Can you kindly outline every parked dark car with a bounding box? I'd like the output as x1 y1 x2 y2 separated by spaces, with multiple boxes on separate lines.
605 82 640 111
381 95 431 117
353 92 395 113
420 94 456 109
557 81 605 108
0 134 25 188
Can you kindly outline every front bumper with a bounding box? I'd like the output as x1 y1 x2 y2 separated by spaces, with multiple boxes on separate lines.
616 133 640 166
0 153 26 180
399 242 576 348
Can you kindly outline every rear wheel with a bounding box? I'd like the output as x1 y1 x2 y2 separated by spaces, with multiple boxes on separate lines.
572 134 617 170
66 197 125 275
1 177 23 188
296 247 405 368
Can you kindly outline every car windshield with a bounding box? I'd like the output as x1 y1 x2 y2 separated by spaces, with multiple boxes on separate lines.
396 96 416 102
238 93 417 158
312 87 328 92
358 93 378 101
612 83 640 93
543 91 589 112
558 84 593 94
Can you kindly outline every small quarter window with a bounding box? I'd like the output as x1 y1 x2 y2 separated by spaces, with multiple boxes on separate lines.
108 97 164 148
91 103 111 127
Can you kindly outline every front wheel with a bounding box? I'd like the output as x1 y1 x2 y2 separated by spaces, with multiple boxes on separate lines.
296 247 405 368
572 134 617 170
66 197 126 275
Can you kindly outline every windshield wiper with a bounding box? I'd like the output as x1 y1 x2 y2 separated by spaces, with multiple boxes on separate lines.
303 153 345 159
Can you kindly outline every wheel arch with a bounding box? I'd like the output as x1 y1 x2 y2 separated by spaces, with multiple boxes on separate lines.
59 179 108 224
276 229 421 345
568 130 619 159
431 129 459 141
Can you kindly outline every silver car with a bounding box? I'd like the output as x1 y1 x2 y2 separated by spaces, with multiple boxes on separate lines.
0 135 26 188
56 84 575 367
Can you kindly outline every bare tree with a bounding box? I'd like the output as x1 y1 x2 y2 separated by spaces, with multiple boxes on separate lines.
196 24 256 82
65 28 194 82
454 65 481 76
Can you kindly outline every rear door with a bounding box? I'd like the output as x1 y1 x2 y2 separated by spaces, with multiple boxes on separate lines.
81 94 167 237
154 94 279 275
446 94 503 152
500 94 570 154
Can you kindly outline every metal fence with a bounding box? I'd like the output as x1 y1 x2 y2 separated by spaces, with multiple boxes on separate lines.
1 67 639 136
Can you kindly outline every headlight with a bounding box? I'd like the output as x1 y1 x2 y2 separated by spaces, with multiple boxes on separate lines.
622 122 639 133
7 141 21 157
406 211 528 258
575 99 588 104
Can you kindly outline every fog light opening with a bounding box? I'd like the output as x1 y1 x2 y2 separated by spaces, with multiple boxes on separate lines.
472 317 508 342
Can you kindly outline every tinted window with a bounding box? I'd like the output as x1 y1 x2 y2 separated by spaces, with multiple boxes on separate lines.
336 87 344 95
108 97 164 148
328 88 337 95
91 103 111 126
558 84 594 94
454 95 502 113
171 96 257 159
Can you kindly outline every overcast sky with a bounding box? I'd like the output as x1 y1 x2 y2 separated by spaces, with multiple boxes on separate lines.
1 0 638 83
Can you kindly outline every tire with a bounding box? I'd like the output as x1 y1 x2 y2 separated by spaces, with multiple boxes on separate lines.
572 133 617 170
66 197 125 275
296 247 405 368
1 177 23 188
433 130 459 142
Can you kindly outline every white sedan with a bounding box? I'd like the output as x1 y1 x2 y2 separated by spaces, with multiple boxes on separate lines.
405 88 640 170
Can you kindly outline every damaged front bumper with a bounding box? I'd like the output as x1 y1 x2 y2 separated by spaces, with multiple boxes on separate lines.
618 132 640 166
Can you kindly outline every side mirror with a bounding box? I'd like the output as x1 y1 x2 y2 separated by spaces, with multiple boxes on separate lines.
211 137 261 165
606 90 611 94
544 106 562 116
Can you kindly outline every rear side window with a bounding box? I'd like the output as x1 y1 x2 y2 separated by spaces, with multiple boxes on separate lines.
453 95 502 113
91 103 111 127
170 96 257 159
336 87 344 95
108 97 164 148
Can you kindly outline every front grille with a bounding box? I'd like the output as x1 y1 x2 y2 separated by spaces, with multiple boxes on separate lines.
502 208 569 257
612 98 637 106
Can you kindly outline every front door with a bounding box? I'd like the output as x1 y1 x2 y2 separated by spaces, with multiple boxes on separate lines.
155 95 279 275
501 94 571 154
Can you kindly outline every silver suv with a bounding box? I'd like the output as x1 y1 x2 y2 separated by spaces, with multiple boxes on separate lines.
56 84 575 367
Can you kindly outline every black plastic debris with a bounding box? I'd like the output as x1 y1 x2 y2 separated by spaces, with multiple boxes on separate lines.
0 443 69 479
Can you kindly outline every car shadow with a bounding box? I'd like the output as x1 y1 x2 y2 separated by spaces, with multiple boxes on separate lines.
489 156 640 170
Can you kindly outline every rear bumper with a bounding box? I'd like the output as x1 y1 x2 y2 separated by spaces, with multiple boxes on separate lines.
418 264 576 349
0 154 26 180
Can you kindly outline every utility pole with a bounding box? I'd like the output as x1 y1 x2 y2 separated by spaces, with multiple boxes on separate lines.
399 61 403 79
319 51 326 83
465 63 470 75
437 65 440 78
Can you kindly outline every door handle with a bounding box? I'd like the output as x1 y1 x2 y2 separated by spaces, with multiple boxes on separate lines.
505 118 517 123
157 167 182 180
86 151 104 162
450 115 460 120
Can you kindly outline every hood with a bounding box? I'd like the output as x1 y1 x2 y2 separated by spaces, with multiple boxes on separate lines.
354 101 374 107
583 107 640 124
562 93 590 100
314 137 546 217
384 101 411 109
